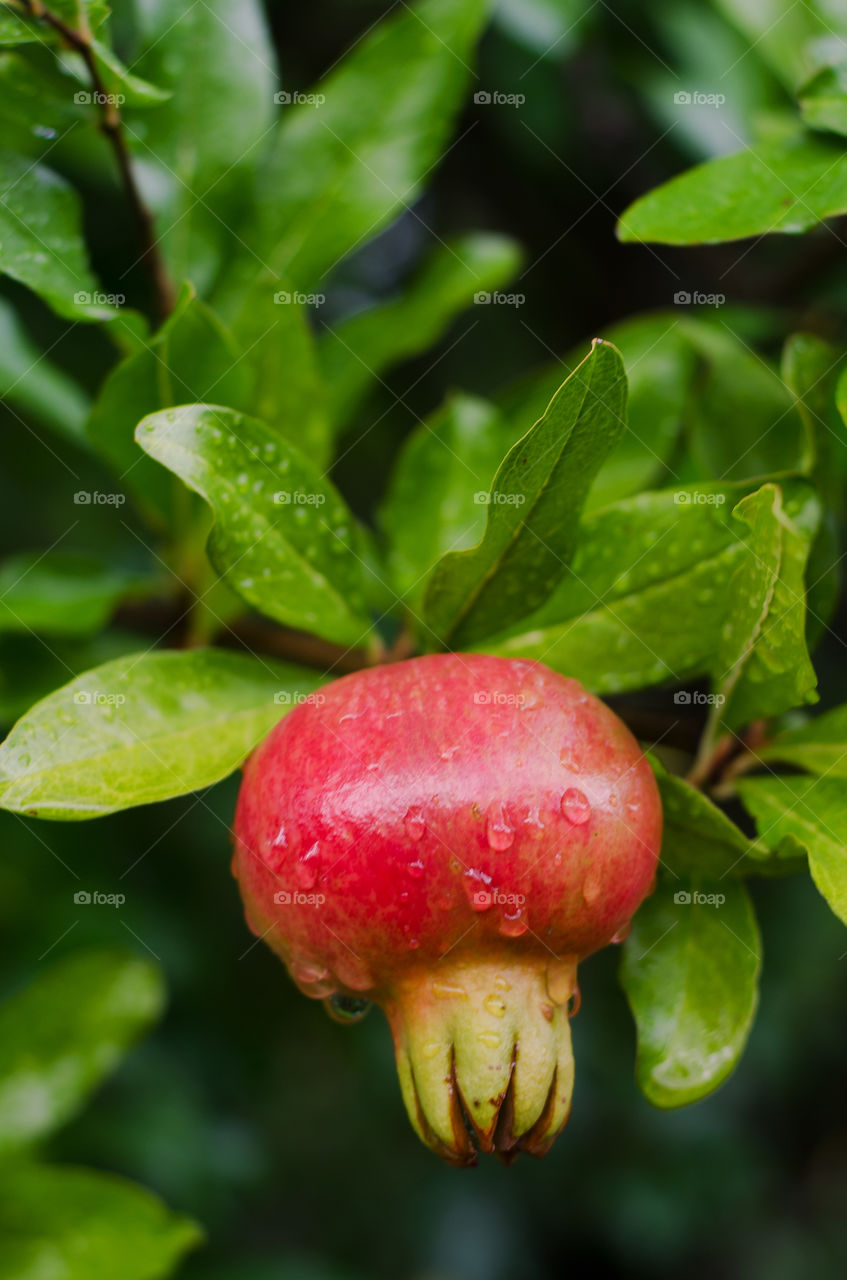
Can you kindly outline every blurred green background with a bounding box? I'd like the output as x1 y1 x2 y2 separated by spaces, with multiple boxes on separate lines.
3 1 847 1277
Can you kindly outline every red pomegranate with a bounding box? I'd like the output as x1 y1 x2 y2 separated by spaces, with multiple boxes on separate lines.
232 654 661 1164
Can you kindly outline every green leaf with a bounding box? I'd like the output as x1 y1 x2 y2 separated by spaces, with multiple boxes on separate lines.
0 299 90 446
0 0 108 46
230 281 331 469
497 312 697 512
424 339 627 648
799 61 847 137
711 0 842 90
649 757 764 879
0 149 111 321
0 649 325 819
619 135 847 245
738 775 847 925
253 0 489 289
136 405 372 648
87 285 250 525
0 1164 202 1280
88 38 171 107
760 703 847 776
620 877 761 1108
0 950 164 1156
130 0 275 289
480 484 748 694
319 233 523 434
713 483 819 730
381 393 513 606
0 553 142 637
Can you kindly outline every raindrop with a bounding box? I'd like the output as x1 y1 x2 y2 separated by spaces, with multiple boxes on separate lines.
486 800 514 850
561 788 591 825
499 910 528 937
483 994 507 1018
403 806 425 841
611 922 631 944
582 862 602 905
272 824 288 849
294 842 320 889
477 1031 501 1049
325 994 371 1024
463 868 493 910
407 858 425 879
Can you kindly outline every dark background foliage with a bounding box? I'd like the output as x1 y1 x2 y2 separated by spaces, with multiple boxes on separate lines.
3 1 847 1277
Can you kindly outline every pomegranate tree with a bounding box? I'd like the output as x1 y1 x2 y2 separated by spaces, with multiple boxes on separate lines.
233 654 661 1164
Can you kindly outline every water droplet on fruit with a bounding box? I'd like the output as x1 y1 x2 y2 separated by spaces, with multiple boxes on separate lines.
295 842 320 889
463 868 493 910
561 788 591 825
272 824 288 849
403 806 425 841
499 910 528 937
326 994 371 1024
560 747 581 772
432 980 467 1000
568 986 582 1018
440 745 459 761
291 960 330 986
546 958 575 1005
494 975 511 992
407 858 425 879
423 1040 443 1059
582 863 602 905
486 801 514 850
477 1031 501 1049
611 922 631 944
407 937 420 950
484 994 507 1018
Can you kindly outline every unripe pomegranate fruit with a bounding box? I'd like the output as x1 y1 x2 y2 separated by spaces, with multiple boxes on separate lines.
232 654 661 1165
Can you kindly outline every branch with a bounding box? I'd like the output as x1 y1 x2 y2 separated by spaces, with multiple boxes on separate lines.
24 0 175 320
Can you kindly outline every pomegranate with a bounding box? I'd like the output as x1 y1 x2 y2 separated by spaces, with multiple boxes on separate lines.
232 654 661 1164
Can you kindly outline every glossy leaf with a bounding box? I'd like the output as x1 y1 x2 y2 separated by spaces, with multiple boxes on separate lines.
87 286 250 525
254 0 489 289
712 0 842 90
0 299 89 446
381 393 515 604
799 61 847 138
715 483 819 729
0 553 142 637
0 950 164 1156
761 703 847 776
620 877 761 1107
0 649 324 819
424 339 627 648
480 485 748 694
320 233 522 433
738 775 847 925
619 135 847 245
649 757 765 879
0 150 111 321
0 1164 202 1280
88 39 171 107
136 406 372 648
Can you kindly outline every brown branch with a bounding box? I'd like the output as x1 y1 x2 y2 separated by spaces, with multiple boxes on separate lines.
25 0 175 321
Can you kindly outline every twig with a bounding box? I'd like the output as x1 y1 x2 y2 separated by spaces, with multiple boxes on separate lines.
24 0 175 320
